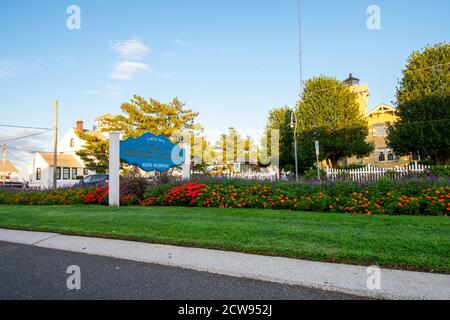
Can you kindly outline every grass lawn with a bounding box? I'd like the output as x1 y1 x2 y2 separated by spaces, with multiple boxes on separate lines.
0 205 448 273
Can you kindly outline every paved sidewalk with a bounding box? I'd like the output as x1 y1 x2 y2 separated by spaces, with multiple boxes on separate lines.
1 228 449 300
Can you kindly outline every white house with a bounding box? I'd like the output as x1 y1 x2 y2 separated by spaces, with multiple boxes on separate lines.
29 152 86 189
29 117 112 189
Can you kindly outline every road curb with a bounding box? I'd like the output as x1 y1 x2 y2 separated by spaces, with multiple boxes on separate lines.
1 228 449 300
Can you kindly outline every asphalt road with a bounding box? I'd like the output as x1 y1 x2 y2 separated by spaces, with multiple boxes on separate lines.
0 241 361 300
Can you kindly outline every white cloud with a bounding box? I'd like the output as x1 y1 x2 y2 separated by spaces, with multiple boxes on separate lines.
165 50 179 57
111 39 150 60
62 53 76 65
110 60 149 80
0 69 14 80
109 38 151 81
175 39 191 47
0 128 52 180
221 46 243 53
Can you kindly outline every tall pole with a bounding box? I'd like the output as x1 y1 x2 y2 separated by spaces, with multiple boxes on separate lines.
291 111 299 182
297 0 304 96
53 100 58 190
295 0 303 183
2 144 6 185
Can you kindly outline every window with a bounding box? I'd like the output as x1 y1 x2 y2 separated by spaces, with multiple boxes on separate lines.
36 168 41 181
388 152 396 161
70 138 75 148
56 167 61 180
63 168 70 180
72 168 77 180
373 124 386 137
376 148 397 162
83 168 89 176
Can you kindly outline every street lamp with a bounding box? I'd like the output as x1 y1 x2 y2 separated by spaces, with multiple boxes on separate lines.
290 111 299 182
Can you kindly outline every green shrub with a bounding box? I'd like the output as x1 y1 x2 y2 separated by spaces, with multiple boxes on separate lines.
429 165 450 178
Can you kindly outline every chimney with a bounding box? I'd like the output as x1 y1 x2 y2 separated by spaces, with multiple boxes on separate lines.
76 120 84 133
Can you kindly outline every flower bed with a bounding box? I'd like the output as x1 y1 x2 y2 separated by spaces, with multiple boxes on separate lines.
1 178 449 215
83 186 140 206
140 178 450 216
0 188 89 205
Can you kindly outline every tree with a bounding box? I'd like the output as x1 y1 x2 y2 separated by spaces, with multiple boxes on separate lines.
296 76 373 168
75 132 109 173
214 128 245 165
387 43 450 164
102 95 199 139
190 133 216 174
242 135 258 164
260 106 294 174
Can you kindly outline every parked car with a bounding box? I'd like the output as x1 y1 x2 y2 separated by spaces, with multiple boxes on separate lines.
75 174 109 188
0 181 27 189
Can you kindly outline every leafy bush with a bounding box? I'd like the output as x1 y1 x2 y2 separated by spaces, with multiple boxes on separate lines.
120 176 148 199
2 178 450 216
83 186 140 206
429 165 450 178
0 188 89 205
303 168 325 181
140 178 450 216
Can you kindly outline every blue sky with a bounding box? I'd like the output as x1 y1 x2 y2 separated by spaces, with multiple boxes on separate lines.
0 0 449 176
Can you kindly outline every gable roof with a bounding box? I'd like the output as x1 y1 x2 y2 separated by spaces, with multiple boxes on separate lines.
95 113 115 121
0 159 19 173
38 153 83 168
366 103 397 116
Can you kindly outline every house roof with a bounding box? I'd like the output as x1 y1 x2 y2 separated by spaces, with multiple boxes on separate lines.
38 153 83 168
95 113 115 121
0 159 19 173
344 73 360 86
366 103 397 116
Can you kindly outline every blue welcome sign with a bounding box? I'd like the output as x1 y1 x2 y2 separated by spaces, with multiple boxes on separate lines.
120 132 184 172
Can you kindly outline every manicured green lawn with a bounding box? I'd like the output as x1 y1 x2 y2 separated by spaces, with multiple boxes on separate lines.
0 205 448 273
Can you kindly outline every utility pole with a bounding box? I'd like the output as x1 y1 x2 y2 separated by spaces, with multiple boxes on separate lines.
2 144 6 185
290 111 299 182
53 100 58 190
297 0 304 96
293 0 303 183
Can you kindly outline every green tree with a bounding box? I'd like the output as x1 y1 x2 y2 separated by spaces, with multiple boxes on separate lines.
387 43 450 164
75 132 109 173
260 106 294 174
296 76 373 168
214 128 244 165
102 95 199 139
190 134 216 174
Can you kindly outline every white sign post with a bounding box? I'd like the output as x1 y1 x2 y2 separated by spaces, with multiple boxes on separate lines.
109 132 120 206
181 142 191 181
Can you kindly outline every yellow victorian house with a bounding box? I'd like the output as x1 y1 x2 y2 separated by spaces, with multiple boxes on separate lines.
344 74 410 167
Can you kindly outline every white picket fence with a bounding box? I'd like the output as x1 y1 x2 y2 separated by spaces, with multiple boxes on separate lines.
325 162 429 181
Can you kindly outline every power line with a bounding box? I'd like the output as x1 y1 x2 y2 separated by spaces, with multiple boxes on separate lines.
0 124 52 130
0 130 52 143
5 146 48 154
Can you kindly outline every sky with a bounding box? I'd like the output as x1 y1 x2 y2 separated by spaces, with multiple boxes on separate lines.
0 0 449 178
